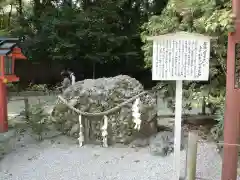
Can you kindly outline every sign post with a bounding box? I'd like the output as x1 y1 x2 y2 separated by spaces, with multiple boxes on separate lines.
174 79 183 179
148 31 211 180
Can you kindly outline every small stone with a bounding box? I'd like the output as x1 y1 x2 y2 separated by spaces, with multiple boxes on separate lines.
134 160 140 163
157 117 175 130
149 131 185 157
94 154 100 157
69 124 79 136
130 138 149 148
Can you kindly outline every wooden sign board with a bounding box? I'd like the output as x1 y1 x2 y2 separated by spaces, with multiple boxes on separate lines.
149 32 211 81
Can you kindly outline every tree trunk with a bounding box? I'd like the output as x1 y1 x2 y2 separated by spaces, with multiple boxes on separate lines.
92 62 96 79
33 0 42 18
7 4 13 28
17 0 23 16
82 0 92 10
201 96 206 115
0 9 4 29
63 0 72 7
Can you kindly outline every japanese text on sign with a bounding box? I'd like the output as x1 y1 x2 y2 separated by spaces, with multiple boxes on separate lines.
152 35 210 81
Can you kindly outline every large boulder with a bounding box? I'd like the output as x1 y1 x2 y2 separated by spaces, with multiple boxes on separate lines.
51 75 157 145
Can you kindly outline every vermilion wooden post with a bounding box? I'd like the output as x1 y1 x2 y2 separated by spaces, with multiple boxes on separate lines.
0 56 8 133
221 0 240 179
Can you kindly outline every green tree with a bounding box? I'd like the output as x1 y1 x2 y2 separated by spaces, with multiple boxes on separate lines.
14 0 158 77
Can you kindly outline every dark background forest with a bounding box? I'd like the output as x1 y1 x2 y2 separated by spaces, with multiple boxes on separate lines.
1 0 169 88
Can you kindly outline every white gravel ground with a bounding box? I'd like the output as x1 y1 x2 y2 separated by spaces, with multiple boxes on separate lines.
0 132 229 180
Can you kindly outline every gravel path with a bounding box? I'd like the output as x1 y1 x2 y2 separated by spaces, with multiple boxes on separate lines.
3 95 235 180
0 132 227 180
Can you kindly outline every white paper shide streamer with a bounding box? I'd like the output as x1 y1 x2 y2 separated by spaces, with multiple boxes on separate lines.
132 98 141 130
78 115 84 147
101 115 108 147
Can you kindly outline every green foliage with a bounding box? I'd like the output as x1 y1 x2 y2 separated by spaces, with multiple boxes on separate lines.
141 0 231 103
210 96 225 140
141 0 233 69
0 0 169 78
6 82 18 92
0 29 9 36
26 83 48 92
26 102 51 141
1 0 169 78
13 1 146 69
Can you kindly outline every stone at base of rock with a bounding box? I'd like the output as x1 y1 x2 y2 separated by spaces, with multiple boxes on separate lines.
157 117 175 130
130 138 149 148
149 131 185 157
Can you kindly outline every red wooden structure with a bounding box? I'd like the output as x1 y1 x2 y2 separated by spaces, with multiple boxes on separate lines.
0 37 27 133
221 0 240 179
